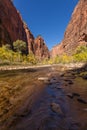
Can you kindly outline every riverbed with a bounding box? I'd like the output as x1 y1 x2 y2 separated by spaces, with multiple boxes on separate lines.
0 65 87 130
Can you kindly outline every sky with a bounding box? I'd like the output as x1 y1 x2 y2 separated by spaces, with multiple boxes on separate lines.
13 0 78 50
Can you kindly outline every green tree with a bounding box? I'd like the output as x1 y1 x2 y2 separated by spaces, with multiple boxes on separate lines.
13 40 27 54
13 40 27 62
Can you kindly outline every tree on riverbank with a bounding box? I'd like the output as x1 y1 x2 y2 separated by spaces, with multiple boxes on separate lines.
42 45 87 65
0 43 87 65
0 40 37 65
13 40 27 54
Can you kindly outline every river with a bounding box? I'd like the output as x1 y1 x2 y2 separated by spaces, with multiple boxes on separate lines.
0 65 87 130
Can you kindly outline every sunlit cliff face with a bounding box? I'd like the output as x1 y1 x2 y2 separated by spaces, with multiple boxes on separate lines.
51 0 87 56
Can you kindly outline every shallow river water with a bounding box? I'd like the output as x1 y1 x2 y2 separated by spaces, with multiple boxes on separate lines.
0 66 87 130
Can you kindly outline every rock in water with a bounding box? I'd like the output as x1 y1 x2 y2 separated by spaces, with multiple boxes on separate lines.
55 85 62 89
38 77 49 81
82 74 87 80
83 108 87 112
38 77 49 80
77 98 87 104
50 102 63 115
72 92 80 97
67 93 73 99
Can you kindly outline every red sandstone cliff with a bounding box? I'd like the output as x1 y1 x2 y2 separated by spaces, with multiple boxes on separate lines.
0 0 49 59
23 23 35 54
34 36 50 59
51 0 87 57
0 0 27 46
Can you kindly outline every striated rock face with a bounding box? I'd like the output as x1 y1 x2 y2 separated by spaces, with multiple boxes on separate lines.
34 36 50 59
51 0 87 57
50 45 59 57
0 0 27 47
23 23 35 54
0 0 49 59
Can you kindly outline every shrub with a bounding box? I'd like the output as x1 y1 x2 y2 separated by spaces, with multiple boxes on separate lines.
27 52 37 65
73 45 87 62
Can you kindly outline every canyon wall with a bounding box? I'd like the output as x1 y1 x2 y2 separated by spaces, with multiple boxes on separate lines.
51 0 87 57
34 36 50 59
0 0 27 46
0 0 49 59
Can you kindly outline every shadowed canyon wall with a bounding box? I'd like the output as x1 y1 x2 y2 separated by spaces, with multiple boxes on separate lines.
0 0 49 59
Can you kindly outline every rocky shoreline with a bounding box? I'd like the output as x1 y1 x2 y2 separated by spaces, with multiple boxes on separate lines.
0 62 85 71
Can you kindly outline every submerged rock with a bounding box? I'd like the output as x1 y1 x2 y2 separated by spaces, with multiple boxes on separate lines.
82 74 87 80
60 73 65 77
17 110 32 117
38 77 49 81
72 93 80 97
38 77 51 84
83 108 87 112
55 86 62 89
67 93 73 99
68 81 73 85
50 102 63 115
77 98 87 104
64 79 73 85
67 92 80 99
